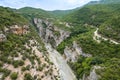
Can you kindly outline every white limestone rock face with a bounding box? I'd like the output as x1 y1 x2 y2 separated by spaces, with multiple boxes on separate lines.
33 18 70 47
64 41 92 62
88 69 98 80
64 46 78 62
0 33 7 42
82 66 101 80
0 73 3 80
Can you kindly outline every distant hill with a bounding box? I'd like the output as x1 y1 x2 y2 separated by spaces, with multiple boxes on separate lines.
87 0 120 5
49 8 80 18
63 3 120 26
17 7 53 19
63 0 120 41
17 7 81 19
99 0 120 4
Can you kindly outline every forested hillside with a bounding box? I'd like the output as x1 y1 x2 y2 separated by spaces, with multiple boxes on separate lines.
0 7 60 80
87 0 120 5
49 8 79 18
63 3 120 42
17 7 53 19
0 7 28 30
0 0 120 80
57 0 120 80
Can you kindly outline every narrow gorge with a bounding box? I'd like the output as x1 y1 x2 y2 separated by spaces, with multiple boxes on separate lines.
33 18 77 80
33 18 100 80
1 0 120 80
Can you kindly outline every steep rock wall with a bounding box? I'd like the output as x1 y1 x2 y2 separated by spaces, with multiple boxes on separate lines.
33 18 70 47
64 41 92 62
82 66 101 80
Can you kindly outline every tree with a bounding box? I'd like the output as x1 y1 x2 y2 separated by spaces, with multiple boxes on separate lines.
24 73 34 80
10 72 18 80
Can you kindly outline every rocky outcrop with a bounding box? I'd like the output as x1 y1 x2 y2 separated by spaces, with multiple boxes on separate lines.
0 25 29 42
64 41 92 62
4 25 29 35
0 33 7 42
34 18 70 47
9 25 29 35
82 66 101 80
59 21 72 28
0 73 3 80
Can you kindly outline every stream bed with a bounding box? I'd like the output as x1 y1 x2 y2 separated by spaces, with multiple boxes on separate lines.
45 43 77 80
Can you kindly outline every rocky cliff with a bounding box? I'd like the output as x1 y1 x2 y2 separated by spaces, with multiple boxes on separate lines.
0 33 6 42
0 25 29 42
82 66 101 80
64 41 92 62
33 18 70 47
4 25 29 35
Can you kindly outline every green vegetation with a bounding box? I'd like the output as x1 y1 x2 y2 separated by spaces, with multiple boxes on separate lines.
96 58 120 80
0 68 11 79
99 15 120 42
57 25 120 79
17 7 53 19
10 72 18 80
53 31 60 36
12 60 24 68
24 73 34 80
0 0 120 80
52 20 71 31
57 25 91 54
64 4 120 26
87 0 120 5
63 3 120 42
57 1 120 80
0 6 28 30
98 0 120 4
0 6 47 79
49 8 79 19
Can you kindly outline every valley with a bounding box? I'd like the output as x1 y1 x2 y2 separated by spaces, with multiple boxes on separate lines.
45 43 76 80
0 0 120 80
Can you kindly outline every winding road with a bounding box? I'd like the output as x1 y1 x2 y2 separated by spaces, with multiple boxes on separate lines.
45 43 77 80
93 28 119 44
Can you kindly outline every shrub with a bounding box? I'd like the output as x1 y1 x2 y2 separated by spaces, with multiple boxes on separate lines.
24 73 33 80
10 72 18 80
